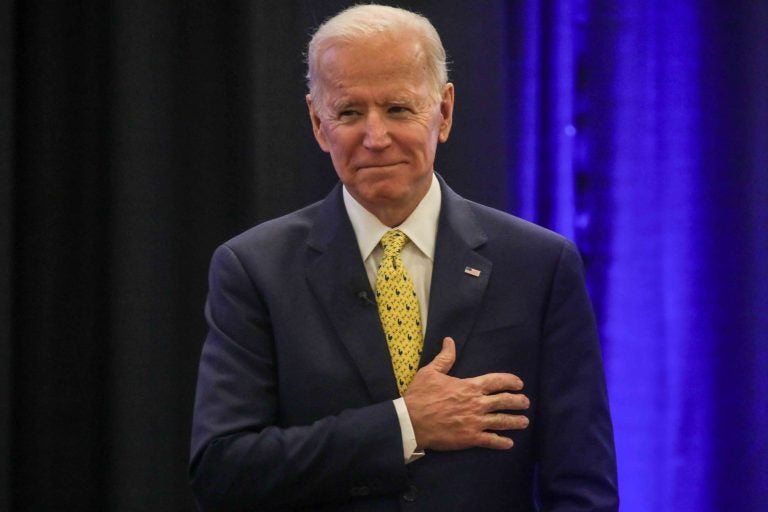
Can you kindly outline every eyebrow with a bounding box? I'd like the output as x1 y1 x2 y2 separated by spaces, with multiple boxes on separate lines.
330 95 419 111
331 98 359 111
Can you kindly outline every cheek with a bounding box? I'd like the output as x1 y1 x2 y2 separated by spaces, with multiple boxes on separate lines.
405 130 439 161
325 130 356 159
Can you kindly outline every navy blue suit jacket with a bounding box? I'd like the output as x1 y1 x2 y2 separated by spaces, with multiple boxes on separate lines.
190 177 618 511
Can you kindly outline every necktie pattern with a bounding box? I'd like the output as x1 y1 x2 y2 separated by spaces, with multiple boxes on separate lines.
376 230 423 395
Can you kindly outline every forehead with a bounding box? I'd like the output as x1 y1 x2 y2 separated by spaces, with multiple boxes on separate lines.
316 35 430 97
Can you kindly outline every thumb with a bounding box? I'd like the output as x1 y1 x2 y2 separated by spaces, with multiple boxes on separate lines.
428 337 456 374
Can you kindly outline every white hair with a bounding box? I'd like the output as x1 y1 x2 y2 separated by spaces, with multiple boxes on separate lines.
306 4 449 101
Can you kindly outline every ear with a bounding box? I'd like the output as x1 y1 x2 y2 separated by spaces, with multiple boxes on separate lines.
437 83 455 143
306 94 330 153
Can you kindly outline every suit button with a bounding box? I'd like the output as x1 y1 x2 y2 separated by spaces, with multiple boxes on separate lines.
402 484 418 502
350 486 370 496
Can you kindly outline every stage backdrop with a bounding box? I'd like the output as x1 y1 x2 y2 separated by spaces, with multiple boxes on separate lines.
2 1 766 511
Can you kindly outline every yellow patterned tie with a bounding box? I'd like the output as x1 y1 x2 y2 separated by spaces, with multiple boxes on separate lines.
376 230 423 395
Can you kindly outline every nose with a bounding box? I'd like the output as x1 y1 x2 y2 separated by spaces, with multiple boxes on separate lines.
362 112 391 150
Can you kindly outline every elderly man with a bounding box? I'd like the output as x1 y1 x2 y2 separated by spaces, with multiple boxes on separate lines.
190 4 617 511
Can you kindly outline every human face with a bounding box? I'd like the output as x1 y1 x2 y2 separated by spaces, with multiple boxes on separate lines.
307 35 454 226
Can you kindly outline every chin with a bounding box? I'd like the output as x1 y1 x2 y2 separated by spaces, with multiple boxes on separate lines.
346 171 429 206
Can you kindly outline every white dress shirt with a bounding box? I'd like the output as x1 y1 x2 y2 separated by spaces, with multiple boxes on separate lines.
342 173 441 462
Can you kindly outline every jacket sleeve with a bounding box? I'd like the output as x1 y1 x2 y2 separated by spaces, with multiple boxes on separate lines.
535 240 619 512
189 244 408 511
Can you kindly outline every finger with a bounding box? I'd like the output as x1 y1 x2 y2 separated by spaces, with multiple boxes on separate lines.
427 337 456 375
482 392 530 412
475 431 514 450
482 413 530 432
469 372 524 394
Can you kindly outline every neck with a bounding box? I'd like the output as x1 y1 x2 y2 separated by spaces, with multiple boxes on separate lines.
359 188 427 227
370 205 416 228
356 174 434 227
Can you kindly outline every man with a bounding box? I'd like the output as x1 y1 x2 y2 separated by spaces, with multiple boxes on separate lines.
190 5 617 511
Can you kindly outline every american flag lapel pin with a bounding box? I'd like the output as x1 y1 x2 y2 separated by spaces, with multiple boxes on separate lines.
464 266 481 277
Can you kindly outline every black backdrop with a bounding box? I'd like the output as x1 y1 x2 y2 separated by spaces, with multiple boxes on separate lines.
2 1 521 510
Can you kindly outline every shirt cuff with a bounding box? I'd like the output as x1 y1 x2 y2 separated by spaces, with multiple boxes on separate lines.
393 397 425 463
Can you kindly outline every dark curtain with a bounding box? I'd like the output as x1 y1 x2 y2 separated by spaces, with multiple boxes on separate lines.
2 1 766 511
578 3 768 510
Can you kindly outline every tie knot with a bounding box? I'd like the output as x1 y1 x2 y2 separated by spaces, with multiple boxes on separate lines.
380 229 409 256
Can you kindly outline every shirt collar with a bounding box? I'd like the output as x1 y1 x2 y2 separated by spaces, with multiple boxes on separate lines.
343 173 441 261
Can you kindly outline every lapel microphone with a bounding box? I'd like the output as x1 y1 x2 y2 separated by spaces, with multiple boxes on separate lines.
356 290 375 306
350 277 376 306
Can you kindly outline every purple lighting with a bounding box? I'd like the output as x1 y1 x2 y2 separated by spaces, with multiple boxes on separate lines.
496 1 768 510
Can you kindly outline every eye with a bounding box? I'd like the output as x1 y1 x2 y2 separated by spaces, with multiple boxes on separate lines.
338 110 360 119
388 106 410 114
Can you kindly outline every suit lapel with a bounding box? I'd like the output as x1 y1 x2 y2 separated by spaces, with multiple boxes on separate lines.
305 186 400 402
303 179 491 395
422 179 492 368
